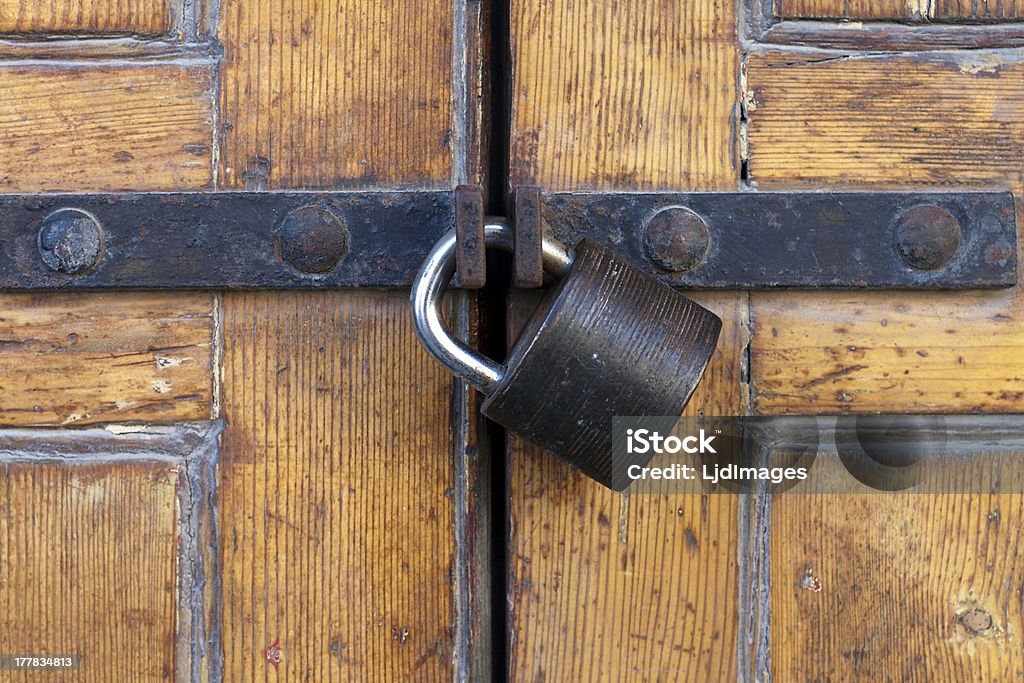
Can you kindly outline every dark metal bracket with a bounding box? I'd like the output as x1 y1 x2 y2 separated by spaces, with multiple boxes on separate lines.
0 188 1015 290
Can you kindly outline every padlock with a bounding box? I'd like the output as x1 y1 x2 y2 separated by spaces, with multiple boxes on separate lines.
411 222 721 490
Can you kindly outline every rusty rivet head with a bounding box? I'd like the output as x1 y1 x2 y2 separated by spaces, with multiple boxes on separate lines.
37 208 104 275
642 206 711 274
273 205 350 275
894 204 962 271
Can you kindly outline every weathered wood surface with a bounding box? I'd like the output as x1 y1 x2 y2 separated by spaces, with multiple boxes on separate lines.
0 292 214 427
771 492 1024 680
759 21 1024 51
745 50 1024 190
218 292 458 680
0 63 214 193
0 0 171 34
0 32 218 683
216 0 456 189
0 460 179 680
777 0 908 19
750 287 1024 413
214 0 479 677
507 1 744 677
509 0 739 190
776 0 1023 20
746 44 1024 679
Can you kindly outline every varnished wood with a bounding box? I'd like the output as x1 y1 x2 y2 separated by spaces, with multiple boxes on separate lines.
745 49 1024 188
0 62 214 192
760 21 1024 51
218 291 456 680
0 34 217 681
0 292 213 426
216 0 455 189
214 0 480 676
751 287 1024 413
509 0 739 190
776 0 1022 19
777 0 925 19
0 460 178 680
215 0 483 675
0 0 171 34
771 492 1024 679
0 38 209 60
931 0 1023 19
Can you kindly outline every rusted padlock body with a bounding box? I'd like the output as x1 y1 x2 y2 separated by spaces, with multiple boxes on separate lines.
482 239 721 490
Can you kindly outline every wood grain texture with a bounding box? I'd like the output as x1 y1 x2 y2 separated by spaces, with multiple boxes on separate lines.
216 0 454 189
751 287 1024 413
509 0 739 190
218 291 456 680
747 44 1024 680
746 49 1024 413
506 293 747 681
777 0 929 19
771 492 1024 680
745 50 1024 188
0 63 213 192
777 0 1023 19
0 0 171 34
933 0 1024 19
0 292 213 426
0 461 179 680
760 21 1024 51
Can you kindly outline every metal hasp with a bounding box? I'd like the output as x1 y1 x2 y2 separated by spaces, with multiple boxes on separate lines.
0 191 453 289
544 191 1017 289
0 190 1014 290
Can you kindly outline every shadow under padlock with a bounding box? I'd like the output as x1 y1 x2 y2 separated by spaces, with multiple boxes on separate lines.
412 223 721 491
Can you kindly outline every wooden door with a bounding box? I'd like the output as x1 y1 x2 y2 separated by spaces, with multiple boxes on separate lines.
0 0 1022 682
503 1 1024 681
0 1 486 680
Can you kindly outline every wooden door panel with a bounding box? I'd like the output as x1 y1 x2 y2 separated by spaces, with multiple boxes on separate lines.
0 15 213 683
745 40 1024 680
218 292 458 680
744 51 1024 189
217 0 457 190
0 0 175 34
0 63 215 193
0 292 214 427
0 423 220 682
0 461 178 681
0 34 216 680
214 0 483 678
771 492 1024 680
509 0 738 190
506 292 747 681
776 0 909 18
507 0 747 679
775 0 1024 20
2 0 1022 679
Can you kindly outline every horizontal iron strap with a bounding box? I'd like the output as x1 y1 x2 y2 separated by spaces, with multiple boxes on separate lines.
543 191 1016 289
2 192 453 289
0 190 1014 289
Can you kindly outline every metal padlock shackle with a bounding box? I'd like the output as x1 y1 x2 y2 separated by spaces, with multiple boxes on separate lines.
411 221 575 395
